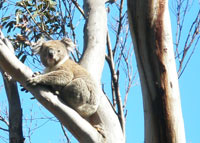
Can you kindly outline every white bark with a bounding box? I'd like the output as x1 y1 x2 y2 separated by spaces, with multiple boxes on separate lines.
127 0 186 142
0 33 24 143
80 0 125 142
80 0 107 83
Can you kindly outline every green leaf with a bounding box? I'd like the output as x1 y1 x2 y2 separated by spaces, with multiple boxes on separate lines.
1 16 10 22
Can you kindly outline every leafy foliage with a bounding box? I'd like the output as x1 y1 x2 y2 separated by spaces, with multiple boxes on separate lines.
0 0 78 63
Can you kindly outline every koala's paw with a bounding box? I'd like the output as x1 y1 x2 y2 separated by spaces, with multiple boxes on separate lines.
32 72 41 77
26 73 41 86
27 77 39 86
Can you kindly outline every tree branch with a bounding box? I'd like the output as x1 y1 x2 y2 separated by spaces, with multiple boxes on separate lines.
78 1 125 142
2 74 24 143
80 0 107 82
106 33 125 134
71 0 86 19
0 30 102 143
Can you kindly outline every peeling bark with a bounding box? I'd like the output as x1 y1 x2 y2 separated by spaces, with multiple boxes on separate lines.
127 0 186 142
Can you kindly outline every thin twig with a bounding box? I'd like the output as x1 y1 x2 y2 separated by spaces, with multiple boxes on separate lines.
113 0 124 56
106 32 125 134
60 123 71 143
179 34 200 78
175 0 190 57
71 0 86 19
178 10 200 75
0 127 8 132
0 116 9 126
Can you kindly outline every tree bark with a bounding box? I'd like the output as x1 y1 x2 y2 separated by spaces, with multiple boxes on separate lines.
81 0 125 142
0 36 24 143
127 0 186 142
4 78 24 143
80 0 125 143
80 0 107 82
3 77 24 143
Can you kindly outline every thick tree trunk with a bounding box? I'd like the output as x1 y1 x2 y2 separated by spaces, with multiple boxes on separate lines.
127 0 186 142
80 0 107 82
81 0 125 142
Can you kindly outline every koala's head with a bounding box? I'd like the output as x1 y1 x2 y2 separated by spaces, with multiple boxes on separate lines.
32 38 75 67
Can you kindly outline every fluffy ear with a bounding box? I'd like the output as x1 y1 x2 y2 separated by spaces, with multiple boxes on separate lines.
61 38 76 52
31 38 46 54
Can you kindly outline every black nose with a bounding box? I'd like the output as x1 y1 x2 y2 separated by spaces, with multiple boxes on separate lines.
48 49 54 58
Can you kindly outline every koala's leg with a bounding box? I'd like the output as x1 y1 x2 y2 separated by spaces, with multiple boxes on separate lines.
60 78 98 117
60 78 90 106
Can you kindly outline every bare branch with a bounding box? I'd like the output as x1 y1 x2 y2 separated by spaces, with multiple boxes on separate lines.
106 33 125 134
113 0 125 56
175 0 190 57
60 124 71 143
178 34 200 77
178 10 200 76
0 115 9 127
0 127 8 132
71 0 86 19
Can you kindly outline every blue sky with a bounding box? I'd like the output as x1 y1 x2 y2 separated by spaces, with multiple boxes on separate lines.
0 0 200 143
170 1 200 142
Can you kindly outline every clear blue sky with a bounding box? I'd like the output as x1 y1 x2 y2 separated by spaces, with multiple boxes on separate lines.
0 0 199 143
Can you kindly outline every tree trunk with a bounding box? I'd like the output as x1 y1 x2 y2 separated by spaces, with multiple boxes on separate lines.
80 0 107 82
81 0 125 142
127 0 186 142
3 76 24 143
0 37 24 143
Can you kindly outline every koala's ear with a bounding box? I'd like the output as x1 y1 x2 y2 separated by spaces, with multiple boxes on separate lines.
31 38 46 54
61 38 76 52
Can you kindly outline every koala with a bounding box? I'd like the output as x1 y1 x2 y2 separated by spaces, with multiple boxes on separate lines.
27 38 99 118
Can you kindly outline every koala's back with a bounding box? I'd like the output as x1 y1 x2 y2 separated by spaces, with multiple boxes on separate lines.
60 59 89 78
59 59 96 96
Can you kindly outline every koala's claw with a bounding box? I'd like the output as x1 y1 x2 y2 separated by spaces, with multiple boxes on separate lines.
32 72 41 77
26 73 41 86
26 78 38 86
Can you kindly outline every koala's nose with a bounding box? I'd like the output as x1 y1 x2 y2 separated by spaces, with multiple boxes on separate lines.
48 49 54 58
